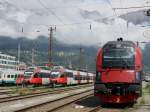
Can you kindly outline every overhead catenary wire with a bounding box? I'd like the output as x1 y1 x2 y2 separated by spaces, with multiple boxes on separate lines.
37 0 65 25
113 5 150 10
120 0 128 35
106 0 125 37
36 0 118 29
26 14 116 31
35 1 104 10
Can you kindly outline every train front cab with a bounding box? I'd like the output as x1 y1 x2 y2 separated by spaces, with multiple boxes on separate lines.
30 72 51 86
1 70 24 85
94 41 143 104
50 70 74 86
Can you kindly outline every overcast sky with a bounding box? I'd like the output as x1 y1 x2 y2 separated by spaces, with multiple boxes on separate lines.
0 0 150 46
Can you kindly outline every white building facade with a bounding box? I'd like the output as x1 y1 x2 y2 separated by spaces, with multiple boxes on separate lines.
0 52 18 70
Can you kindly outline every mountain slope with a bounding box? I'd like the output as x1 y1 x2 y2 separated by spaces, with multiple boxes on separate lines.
0 36 97 71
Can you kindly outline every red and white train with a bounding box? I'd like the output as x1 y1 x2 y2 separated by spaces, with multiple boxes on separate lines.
50 69 94 87
16 66 38 85
29 69 51 86
29 67 94 86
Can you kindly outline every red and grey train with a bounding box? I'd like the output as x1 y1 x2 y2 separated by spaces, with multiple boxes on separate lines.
29 69 51 86
29 68 94 86
94 38 143 104
16 66 38 85
50 69 94 87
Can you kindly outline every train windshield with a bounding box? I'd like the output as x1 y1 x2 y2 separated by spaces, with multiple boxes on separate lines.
24 72 33 76
103 47 135 69
50 72 60 78
33 72 50 78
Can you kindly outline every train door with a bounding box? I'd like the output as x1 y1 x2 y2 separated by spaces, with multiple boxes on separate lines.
59 73 67 85
0 71 2 85
66 72 73 85
41 73 50 85
77 71 81 84
87 73 89 83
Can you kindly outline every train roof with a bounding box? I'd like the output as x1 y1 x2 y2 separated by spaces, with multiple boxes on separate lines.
103 41 136 49
51 68 94 76
0 69 24 74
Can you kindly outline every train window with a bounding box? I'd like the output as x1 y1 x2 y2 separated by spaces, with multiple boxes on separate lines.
78 76 80 80
7 75 10 78
66 72 73 77
15 75 17 78
80 75 83 80
34 73 39 78
11 75 14 78
45 73 51 78
24 75 30 79
82 76 84 80
39 73 50 78
60 74 65 78
74 75 79 80
87 76 90 80
75 75 82 80
50 72 60 78
38 73 42 78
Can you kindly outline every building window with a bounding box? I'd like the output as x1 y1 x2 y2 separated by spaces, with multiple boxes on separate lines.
7 75 10 78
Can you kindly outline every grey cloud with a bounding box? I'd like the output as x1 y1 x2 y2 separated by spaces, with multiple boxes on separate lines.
120 9 150 25
0 0 148 46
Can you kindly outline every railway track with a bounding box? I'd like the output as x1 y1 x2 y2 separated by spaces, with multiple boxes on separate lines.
0 89 12 94
0 84 93 103
0 86 93 112
17 89 104 112
16 89 93 112
87 106 102 112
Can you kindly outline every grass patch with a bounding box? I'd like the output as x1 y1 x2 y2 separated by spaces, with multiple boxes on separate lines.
9 86 52 95
140 97 145 105
144 83 150 94
8 84 92 96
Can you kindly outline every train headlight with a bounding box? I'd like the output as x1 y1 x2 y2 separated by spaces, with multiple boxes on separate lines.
135 72 141 82
95 71 101 82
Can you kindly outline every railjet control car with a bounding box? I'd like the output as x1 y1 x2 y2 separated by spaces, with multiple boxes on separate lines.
27 66 94 86
94 38 143 104
50 68 94 87
29 69 51 86
16 66 38 85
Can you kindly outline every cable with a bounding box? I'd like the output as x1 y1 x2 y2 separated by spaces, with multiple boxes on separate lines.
120 0 127 36
125 0 129 37
113 5 150 10
24 14 115 31
37 0 65 25
36 0 117 28
35 1 104 10
106 0 124 37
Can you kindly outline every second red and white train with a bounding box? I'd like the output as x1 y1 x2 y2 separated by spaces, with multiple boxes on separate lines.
18 67 94 86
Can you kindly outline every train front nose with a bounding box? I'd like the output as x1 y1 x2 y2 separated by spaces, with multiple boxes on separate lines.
101 70 136 83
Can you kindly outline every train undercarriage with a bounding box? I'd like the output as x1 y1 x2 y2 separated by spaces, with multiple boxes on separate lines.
94 83 142 104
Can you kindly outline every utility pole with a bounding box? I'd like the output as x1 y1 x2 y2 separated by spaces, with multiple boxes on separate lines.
17 43 20 70
79 46 84 70
32 48 34 66
48 26 56 66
